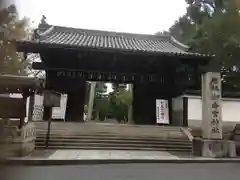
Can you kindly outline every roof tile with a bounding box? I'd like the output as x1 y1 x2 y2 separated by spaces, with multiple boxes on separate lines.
29 24 210 57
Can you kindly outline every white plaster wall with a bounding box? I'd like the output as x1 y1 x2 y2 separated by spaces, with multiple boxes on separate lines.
187 96 240 125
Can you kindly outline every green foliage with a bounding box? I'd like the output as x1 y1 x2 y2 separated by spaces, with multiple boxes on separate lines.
91 82 108 120
95 97 110 120
0 5 30 75
169 16 195 44
168 0 240 90
109 87 132 122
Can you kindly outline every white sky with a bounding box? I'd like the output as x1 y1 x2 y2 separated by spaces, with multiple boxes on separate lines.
17 0 187 34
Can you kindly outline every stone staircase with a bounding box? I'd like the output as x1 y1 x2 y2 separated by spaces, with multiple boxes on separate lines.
35 122 192 152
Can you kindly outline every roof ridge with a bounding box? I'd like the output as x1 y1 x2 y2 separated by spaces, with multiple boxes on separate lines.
42 24 170 41
38 26 55 36
26 23 212 58
170 36 189 51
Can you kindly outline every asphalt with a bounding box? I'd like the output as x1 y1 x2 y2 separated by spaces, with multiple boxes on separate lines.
1 163 240 180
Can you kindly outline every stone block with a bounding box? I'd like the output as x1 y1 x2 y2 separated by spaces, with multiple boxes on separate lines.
193 138 236 158
20 140 35 156
0 122 36 158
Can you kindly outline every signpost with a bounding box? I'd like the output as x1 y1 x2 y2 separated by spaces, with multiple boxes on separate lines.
156 99 169 125
43 90 61 148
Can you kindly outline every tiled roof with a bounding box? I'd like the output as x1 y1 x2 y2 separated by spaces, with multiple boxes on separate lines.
27 23 209 57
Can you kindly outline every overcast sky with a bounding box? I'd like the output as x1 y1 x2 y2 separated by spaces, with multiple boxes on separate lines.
17 0 187 34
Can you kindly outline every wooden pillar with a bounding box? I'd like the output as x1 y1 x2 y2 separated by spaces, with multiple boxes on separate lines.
127 84 134 124
65 81 86 122
87 82 96 121
171 96 188 127
182 97 188 127
19 93 28 129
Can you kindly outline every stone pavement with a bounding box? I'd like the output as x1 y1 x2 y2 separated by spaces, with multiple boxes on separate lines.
4 150 240 165
27 150 182 160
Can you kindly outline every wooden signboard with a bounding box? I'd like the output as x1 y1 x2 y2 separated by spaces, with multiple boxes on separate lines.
0 97 26 118
44 90 61 107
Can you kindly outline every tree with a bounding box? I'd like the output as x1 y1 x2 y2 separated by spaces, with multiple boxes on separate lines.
109 85 132 123
0 5 29 75
167 0 240 91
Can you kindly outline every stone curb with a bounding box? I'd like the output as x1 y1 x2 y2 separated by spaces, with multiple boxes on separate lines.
1 158 240 166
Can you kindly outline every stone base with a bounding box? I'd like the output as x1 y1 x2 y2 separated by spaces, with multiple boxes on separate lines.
193 138 236 158
0 141 35 158
0 122 36 159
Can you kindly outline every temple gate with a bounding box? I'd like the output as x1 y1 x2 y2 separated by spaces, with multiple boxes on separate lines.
16 22 211 125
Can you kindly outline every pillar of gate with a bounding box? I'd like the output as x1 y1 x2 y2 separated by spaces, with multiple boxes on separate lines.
87 82 96 121
127 84 134 124
65 81 86 122
193 72 236 157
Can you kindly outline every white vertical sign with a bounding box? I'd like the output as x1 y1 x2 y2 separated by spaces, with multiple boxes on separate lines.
52 94 68 120
156 99 169 124
202 72 223 139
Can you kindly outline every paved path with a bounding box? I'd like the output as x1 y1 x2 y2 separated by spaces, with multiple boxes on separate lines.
2 163 240 180
24 150 182 160
7 150 240 165
12 149 220 161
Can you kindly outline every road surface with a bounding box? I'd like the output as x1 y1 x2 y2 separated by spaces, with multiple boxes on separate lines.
1 163 240 180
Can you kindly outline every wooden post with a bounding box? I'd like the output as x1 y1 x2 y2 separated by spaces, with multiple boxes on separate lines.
45 107 52 148
19 93 28 129
43 90 61 147
87 82 96 121
27 95 35 122
127 84 134 124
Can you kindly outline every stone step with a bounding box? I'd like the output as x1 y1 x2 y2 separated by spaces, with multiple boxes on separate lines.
35 125 183 133
36 135 190 142
36 130 183 135
35 123 191 152
35 145 192 152
35 122 182 129
36 128 184 135
35 141 192 148
37 134 189 142
35 137 191 145
36 131 186 138
37 129 184 134
37 131 186 138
